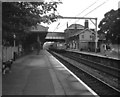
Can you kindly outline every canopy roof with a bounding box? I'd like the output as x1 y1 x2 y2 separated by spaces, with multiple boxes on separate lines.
28 24 49 43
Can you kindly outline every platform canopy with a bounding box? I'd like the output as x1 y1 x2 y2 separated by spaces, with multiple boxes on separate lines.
28 24 49 44
30 24 49 32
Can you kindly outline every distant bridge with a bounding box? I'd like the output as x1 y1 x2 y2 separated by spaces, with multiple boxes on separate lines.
29 24 65 43
45 32 65 42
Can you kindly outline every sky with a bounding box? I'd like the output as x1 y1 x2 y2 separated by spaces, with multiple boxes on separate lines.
43 0 120 32
1 0 120 32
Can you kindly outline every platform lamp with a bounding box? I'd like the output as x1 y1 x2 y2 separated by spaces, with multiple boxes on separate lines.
13 33 16 61
118 35 120 59
13 33 16 47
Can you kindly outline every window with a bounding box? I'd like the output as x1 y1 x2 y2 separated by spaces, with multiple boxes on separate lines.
82 35 84 38
90 35 92 38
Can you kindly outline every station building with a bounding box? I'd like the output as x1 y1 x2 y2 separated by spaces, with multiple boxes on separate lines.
64 20 95 51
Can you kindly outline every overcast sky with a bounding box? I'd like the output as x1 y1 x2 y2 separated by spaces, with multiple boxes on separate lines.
44 0 120 32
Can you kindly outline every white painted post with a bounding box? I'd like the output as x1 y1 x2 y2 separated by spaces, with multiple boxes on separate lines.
95 18 98 53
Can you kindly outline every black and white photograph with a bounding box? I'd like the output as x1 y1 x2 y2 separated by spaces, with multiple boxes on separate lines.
1 0 120 96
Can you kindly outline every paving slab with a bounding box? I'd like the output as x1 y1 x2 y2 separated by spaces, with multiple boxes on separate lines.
2 50 98 96
2 51 56 95
45 51 98 96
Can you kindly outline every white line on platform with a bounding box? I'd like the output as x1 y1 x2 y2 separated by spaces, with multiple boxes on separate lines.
51 54 99 97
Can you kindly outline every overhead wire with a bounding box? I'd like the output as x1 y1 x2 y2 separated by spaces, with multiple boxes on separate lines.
55 0 100 31
74 0 99 23
53 22 60 32
53 0 109 32
76 0 99 17
83 0 110 17
74 0 110 24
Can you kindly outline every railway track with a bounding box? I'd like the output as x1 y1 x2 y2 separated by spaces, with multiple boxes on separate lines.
48 50 120 96
62 51 120 78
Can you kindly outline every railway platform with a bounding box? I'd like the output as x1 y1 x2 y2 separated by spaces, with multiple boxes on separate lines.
67 49 120 60
2 50 99 96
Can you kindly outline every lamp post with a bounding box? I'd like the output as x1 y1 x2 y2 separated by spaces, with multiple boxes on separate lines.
118 35 120 59
13 33 16 61
118 43 119 59
13 33 16 47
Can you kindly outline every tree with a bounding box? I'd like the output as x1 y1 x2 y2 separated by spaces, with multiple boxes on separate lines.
2 1 62 46
98 8 120 44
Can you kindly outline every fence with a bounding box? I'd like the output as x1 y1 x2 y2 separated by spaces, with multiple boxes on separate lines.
2 46 18 63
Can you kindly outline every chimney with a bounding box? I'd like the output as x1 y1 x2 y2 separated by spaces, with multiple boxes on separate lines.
84 20 89 29
67 22 69 28
75 23 77 29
